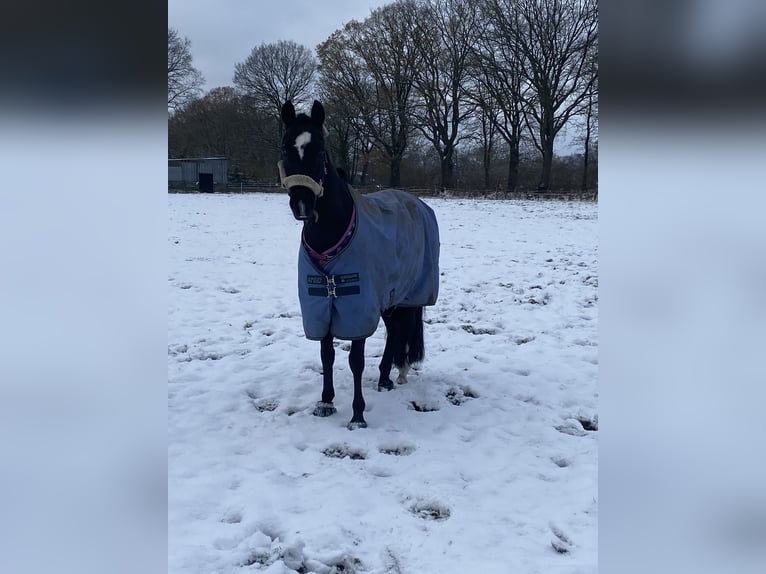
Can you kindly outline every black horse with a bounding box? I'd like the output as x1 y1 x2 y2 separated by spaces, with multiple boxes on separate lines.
279 100 440 430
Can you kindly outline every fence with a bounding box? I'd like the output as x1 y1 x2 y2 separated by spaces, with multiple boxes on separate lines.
169 183 596 201
352 186 597 201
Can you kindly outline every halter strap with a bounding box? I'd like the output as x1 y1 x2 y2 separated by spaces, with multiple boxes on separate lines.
277 155 327 198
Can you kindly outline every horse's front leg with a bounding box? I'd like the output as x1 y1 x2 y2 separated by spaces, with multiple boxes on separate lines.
348 339 367 429
313 332 337 417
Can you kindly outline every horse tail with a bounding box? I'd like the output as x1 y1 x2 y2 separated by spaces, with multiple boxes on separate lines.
406 306 425 366
389 306 425 368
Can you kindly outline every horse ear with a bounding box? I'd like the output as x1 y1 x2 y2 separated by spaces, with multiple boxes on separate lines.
281 101 296 126
310 100 325 128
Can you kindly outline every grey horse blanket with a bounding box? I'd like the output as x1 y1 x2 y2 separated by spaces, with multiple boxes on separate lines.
298 188 440 340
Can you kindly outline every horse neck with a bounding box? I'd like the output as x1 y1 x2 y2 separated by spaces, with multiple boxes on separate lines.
303 164 354 253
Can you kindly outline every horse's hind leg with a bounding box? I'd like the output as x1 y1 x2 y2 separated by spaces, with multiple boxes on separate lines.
396 361 410 385
395 307 424 385
405 307 424 360
348 338 367 429
379 307 420 386
313 332 337 417
377 312 396 391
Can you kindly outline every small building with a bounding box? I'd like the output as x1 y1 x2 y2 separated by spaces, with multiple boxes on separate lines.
168 157 228 192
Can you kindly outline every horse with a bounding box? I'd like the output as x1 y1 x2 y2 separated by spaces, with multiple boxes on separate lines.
279 100 440 430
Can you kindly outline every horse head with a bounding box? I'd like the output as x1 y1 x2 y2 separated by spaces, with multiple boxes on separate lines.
279 100 328 222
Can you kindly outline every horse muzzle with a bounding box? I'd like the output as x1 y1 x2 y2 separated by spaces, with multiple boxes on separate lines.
290 196 317 222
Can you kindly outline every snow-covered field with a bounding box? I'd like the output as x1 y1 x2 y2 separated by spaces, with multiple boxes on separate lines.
168 192 598 574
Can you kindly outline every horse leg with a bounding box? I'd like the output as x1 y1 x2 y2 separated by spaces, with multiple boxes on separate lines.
395 307 424 385
396 359 410 385
347 338 367 429
313 332 337 417
377 313 396 391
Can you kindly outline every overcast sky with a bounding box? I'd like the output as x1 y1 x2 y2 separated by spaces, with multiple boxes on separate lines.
168 0 392 93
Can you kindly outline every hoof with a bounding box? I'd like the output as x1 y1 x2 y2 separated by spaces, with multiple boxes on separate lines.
313 402 337 417
347 420 368 430
377 378 394 392
396 375 408 385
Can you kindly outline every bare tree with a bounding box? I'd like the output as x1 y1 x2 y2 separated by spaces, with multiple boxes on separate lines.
233 40 317 182
469 4 531 192
463 84 499 190
169 87 281 181
233 40 317 120
486 0 598 191
168 28 204 111
317 1 423 187
411 0 481 189
317 24 375 182
580 45 598 193
317 88 375 185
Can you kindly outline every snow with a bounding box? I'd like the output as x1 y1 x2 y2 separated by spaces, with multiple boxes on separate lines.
169 192 598 574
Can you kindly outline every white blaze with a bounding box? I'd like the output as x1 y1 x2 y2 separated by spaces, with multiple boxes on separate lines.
294 132 311 161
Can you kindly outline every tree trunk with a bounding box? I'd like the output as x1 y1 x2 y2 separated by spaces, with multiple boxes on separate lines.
538 141 553 191
581 97 593 192
483 146 491 190
581 137 590 192
336 131 351 183
349 146 358 186
440 148 454 189
389 156 402 187
536 106 555 191
506 140 520 192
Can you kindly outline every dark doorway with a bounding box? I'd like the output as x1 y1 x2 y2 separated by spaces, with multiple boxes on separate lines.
198 173 214 193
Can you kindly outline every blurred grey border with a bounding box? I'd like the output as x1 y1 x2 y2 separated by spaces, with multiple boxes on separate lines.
0 2 166 574
602 1 766 573
2 1 765 573
0 1 165 110
602 0 766 113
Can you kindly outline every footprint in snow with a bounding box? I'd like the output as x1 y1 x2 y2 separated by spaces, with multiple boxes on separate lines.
379 444 416 456
253 400 279 413
446 386 479 406
550 523 574 553
322 444 367 460
577 415 598 431
461 324 497 335
220 511 242 524
408 399 440 412
168 344 188 356
246 390 279 413
551 456 572 468
188 350 223 361
515 395 541 407
408 499 451 521
241 552 271 566
555 415 597 436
